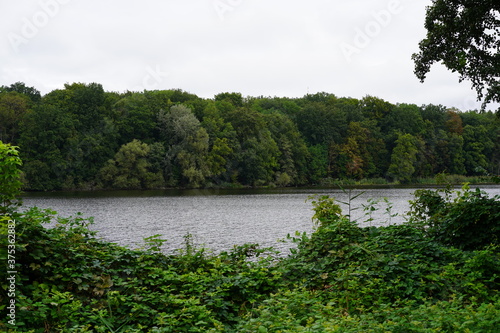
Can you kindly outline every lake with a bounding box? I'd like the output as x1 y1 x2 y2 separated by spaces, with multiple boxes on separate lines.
22 185 500 255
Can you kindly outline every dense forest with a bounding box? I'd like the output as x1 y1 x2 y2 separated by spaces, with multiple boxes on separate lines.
1 81 499 191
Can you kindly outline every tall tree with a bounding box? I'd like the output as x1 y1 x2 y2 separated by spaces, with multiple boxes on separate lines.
381 104 425 137
19 103 75 190
412 0 500 109
447 133 466 175
113 92 159 145
43 83 108 132
214 92 244 108
201 102 237 184
360 96 393 121
223 106 279 186
43 83 117 187
0 92 31 144
462 124 494 174
265 112 309 186
157 105 211 187
295 102 346 146
445 109 464 135
99 139 163 189
388 133 420 183
0 82 41 103
307 144 329 183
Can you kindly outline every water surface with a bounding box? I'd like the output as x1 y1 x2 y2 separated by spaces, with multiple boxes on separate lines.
23 185 500 254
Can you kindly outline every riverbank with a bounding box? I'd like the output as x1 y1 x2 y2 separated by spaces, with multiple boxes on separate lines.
317 173 499 187
21 172 500 194
20 174 500 195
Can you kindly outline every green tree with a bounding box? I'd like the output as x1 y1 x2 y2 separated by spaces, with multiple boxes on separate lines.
19 103 76 190
295 102 346 146
447 133 466 175
238 133 279 186
360 95 393 121
99 139 163 189
0 92 31 144
158 105 211 187
0 81 41 103
176 128 211 188
250 96 302 121
381 104 425 137
43 82 108 132
0 142 22 213
112 92 159 145
463 124 494 175
420 104 447 129
223 106 280 186
331 96 364 123
143 89 207 120
158 105 201 146
37 83 117 188
265 112 309 186
224 106 267 141
412 0 500 109
388 133 420 183
418 105 451 176
201 102 237 184
215 92 244 107
307 144 329 183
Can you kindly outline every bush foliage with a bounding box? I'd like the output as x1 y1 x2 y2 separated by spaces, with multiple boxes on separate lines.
409 185 500 250
0 189 498 332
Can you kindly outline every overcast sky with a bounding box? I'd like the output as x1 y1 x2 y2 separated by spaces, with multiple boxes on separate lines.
1 0 497 111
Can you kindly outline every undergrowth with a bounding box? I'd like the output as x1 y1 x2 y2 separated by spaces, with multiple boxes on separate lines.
0 186 499 332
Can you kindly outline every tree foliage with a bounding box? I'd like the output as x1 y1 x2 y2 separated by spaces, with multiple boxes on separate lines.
0 92 31 144
388 133 420 183
99 139 163 189
412 0 500 109
1 82 498 190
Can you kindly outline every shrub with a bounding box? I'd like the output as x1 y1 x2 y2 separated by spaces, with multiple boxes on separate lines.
409 185 500 250
0 141 22 214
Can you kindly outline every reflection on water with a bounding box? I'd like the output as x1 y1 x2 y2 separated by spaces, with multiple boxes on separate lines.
22 186 500 254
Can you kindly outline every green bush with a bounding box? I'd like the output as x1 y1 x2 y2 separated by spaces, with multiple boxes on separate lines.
0 141 22 214
237 295 500 333
0 207 282 332
409 185 500 250
239 195 500 332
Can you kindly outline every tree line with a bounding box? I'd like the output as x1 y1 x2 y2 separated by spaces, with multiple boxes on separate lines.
1 81 499 190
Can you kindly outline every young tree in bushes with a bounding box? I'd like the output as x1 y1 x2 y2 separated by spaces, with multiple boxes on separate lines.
0 141 22 213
